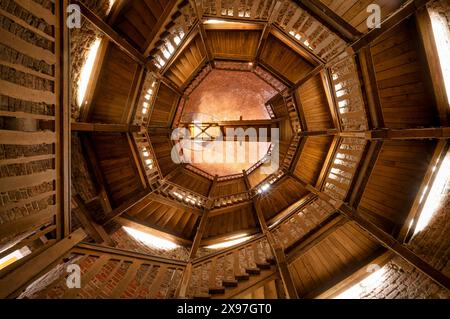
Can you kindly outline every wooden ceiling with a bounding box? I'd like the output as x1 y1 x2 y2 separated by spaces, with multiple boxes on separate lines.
57 0 450 299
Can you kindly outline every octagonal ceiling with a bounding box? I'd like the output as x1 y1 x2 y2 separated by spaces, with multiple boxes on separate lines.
178 69 276 176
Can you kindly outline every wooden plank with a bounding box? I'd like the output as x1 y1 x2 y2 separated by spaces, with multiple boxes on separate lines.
0 170 55 193
0 79 55 105
0 206 56 243
71 122 140 132
71 0 146 65
296 0 361 42
0 228 86 298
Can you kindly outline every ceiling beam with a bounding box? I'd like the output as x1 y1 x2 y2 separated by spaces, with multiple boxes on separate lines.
289 174 450 291
80 135 113 214
143 0 180 56
71 122 141 132
351 0 432 52
71 0 146 65
295 0 362 42
72 195 115 246
296 127 450 139
100 190 156 225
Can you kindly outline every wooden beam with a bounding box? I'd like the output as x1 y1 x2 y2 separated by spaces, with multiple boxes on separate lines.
126 133 148 190
367 127 450 140
348 141 383 207
0 228 86 299
358 46 384 129
253 196 299 299
71 0 146 65
297 129 338 137
100 190 155 225
71 122 140 132
80 135 113 214
351 0 431 52
72 195 115 246
56 0 71 238
295 0 362 42
315 135 340 188
143 0 180 56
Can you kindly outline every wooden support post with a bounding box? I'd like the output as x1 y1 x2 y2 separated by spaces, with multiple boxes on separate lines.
56 0 71 238
80 135 113 213
0 228 86 299
71 122 141 132
177 174 218 298
296 0 362 42
253 195 299 299
71 0 146 65
72 195 115 246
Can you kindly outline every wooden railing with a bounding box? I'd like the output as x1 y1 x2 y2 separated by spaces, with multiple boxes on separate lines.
132 131 161 190
254 65 287 93
329 55 368 131
273 0 346 62
270 198 335 250
150 1 197 70
199 0 277 21
188 235 274 297
19 243 186 299
322 137 366 200
212 191 250 208
157 180 208 208
0 0 63 264
133 72 158 127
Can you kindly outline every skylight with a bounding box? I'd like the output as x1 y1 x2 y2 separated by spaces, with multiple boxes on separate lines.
77 38 101 107
123 226 178 250
429 8 450 105
413 150 450 236
334 266 387 299
204 235 252 249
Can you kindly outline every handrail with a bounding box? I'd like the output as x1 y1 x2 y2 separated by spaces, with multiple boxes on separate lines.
192 233 267 265
74 243 188 267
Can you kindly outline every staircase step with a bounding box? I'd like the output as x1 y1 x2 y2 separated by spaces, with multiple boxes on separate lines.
245 267 261 275
193 293 211 299
235 273 250 281
209 287 226 295
256 262 271 270
222 280 238 287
